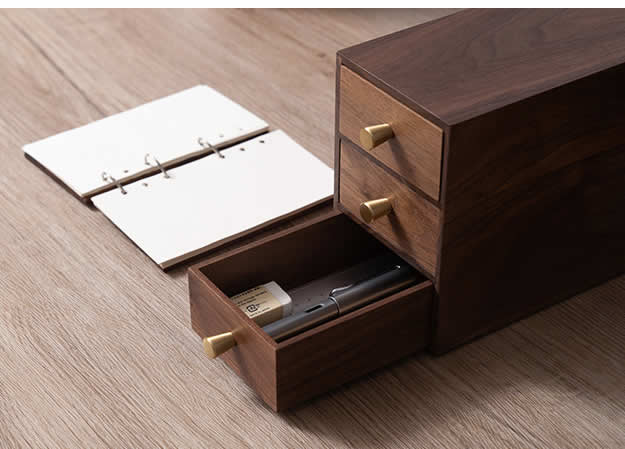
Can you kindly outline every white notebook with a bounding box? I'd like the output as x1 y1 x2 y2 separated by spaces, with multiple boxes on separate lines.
24 86 333 269
92 130 333 268
24 85 269 199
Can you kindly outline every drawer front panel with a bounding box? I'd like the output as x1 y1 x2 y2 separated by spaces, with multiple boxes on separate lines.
339 140 441 276
189 267 279 409
339 65 443 200
276 280 432 411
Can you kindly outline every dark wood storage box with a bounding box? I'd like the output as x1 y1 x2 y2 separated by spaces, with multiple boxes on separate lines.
190 9 625 411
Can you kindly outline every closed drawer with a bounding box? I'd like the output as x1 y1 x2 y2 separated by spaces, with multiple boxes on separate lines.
339 65 443 201
338 139 441 276
189 213 432 411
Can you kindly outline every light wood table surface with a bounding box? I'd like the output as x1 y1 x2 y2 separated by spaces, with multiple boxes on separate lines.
1 9 624 448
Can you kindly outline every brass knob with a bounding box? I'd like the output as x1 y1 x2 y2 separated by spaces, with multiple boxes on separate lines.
359 198 392 223
359 124 394 150
203 332 236 359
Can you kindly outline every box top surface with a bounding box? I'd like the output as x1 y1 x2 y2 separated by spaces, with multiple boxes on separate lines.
339 9 625 125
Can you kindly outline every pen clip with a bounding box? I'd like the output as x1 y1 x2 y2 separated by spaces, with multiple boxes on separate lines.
329 265 401 298
329 284 353 297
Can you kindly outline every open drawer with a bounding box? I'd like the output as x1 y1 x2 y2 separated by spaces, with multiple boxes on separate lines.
189 212 433 411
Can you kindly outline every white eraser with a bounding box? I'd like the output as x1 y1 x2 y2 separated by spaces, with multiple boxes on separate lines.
263 281 293 316
230 281 292 326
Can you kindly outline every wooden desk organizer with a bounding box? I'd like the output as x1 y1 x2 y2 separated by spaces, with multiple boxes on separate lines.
189 10 625 411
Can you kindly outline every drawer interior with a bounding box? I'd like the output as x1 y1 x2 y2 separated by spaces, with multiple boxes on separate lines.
198 213 427 320
190 212 433 410
198 213 393 300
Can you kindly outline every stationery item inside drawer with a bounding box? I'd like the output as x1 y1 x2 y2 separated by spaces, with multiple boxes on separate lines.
230 281 293 327
262 254 420 341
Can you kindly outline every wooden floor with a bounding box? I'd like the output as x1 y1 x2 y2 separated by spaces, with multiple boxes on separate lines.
1 9 624 448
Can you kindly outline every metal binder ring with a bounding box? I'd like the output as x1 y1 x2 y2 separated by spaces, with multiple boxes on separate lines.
101 172 127 194
144 153 170 178
198 137 224 159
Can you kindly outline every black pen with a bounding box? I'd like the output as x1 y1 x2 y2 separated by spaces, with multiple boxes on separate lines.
262 264 419 341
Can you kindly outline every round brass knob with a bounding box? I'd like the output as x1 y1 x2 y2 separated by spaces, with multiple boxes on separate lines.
359 198 392 223
203 332 236 359
359 124 394 150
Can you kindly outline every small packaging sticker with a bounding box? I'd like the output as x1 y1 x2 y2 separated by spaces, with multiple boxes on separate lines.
231 281 292 327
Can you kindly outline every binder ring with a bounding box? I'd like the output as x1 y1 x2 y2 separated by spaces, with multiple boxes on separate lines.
198 137 224 159
144 153 170 178
101 172 127 194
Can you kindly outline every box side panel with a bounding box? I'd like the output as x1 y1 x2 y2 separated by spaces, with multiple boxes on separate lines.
434 64 625 351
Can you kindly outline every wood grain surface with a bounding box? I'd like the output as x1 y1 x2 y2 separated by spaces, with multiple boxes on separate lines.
1 8 624 449
339 9 625 125
435 60 625 351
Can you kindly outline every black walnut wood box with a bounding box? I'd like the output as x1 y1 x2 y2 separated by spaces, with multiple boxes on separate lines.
189 9 625 411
